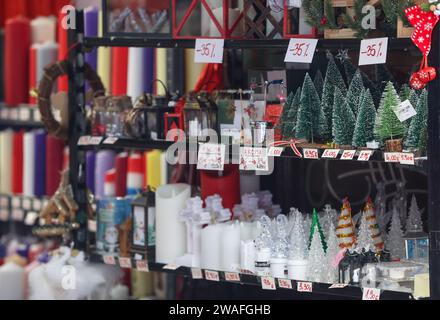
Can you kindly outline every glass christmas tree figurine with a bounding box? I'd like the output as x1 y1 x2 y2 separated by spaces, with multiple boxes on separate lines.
336 198 356 250
306 209 327 283
404 195 428 261
288 209 308 260
386 207 406 260
271 214 289 259
308 209 327 252
325 220 340 284
393 181 408 228
374 182 389 235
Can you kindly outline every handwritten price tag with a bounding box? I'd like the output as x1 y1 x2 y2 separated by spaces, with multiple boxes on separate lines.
225 272 241 282
303 148 319 159
191 268 203 279
394 100 417 123
239 147 269 171
103 137 119 145
89 136 103 145
400 153 415 165
119 257 132 269
268 147 284 157
11 197 21 208
278 278 292 289
341 150 356 160
205 270 220 281
297 281 313 292
358 150 373 161
163 264 180 270
329 283 348 289
261 277 276 290
362 287 381 300
197 143 226 171
33 199 42 211
103 255 116 265
322 149 340 159
384 152 401 163
359 37 388 66
284 38 318 64
78 136 91 146
12 209 24 221
136 260 150 272
194 39 224 64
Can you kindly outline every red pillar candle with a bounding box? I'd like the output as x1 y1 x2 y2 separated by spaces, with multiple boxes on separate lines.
45 135 65 196
4 16 31 106
12 131 24 194
29 0 52 18
200 164 240 212
111 47 129 96
115 152 128 197
29 45 37 104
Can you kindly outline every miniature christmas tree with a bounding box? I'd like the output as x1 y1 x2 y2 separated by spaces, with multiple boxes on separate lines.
288 209 308 260
393 181 408 228
332 87 356 146
308 208 327 252
405 195 424 234
361 198 384 252
325 220 340 283
306 209 327 283
374 182 389 235
346 69 365 116
352 89 377 148
314 70 324 99
355 212 376 253
399 84 411 102
386 207 406 260
321 55 347 140
282 87 301 139
295 73 327 142
375 81 405 143
280 92 295 123
320 204 338 239
272 215 289 258
336 198 356 249
405 89 427 149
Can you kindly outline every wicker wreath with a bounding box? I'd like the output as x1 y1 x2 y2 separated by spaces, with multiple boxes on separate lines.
38 60 105 141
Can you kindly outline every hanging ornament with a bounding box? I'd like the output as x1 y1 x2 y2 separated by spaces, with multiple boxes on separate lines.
320 16 327 26
409 72 426 90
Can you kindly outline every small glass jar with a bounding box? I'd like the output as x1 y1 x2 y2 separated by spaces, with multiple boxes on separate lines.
105 96 133 137
91 96 109 136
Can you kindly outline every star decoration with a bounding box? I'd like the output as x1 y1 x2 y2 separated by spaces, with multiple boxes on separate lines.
335 49 350 62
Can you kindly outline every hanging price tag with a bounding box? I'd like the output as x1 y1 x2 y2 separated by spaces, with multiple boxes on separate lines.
103 255 116 265
239 147 269 171
78 136 91 146
197 143 226 171
362 287 381 300
136 260 150 272
358 150 373 161
261 277 276 290
359 37 388 66
268 147 284 157
329 283 348 289
322 149 340 159
119 257 132 269
163 264 180 270
194 39 225 64
303 148 319 159
225 272 241 282
89 136 103 145
103 137 119 145
284 38 318 63
393 100 417 123
297 281 313 292
278 278 293 289
384 152 401 163
205 270 220 281
341 150 356 160
399 153 415 165
191 268 203 279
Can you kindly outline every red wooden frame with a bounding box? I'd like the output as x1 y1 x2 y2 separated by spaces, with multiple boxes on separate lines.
283 0 318 38
172 0 245 39
164 112 184 140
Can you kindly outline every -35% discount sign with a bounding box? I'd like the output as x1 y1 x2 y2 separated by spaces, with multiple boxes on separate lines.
194 39 225 64
359 37 388 66
284 38 318 64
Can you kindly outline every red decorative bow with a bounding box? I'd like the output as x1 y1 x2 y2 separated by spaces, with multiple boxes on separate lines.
269 139 303 158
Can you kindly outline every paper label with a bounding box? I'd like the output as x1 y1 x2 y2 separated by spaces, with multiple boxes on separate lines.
394 100 417 122
358 150 373 161
191 268 203 279
20 108 31 121
297 281 313 292
268 147 284 157
103 255 116 265
78 136 91 146
34 110 41 122
384 152 401 163
289 0 302 7
0 108 8 119
329 283 348 289
22 198 32 210
285 38 318 64
400 153 415 165
119 257 132 269
205 270 220 281
194 39 225 64
362 287 381 300
225 272 241 282
88 220 97 232
33 199 42 211
341 150 356 160
197 143 226 171
24 212 38 226
303 148 319 159
239 147 269 171
261 276 276 290
12 209 24 221
11 197 21 208
103 137 119 145
163 264 180 270
322 149 340 159
136 260 150 272
0 209 9 222
0 196 9 208
89 136 103 145
359 37 388 66
9 108 18 120
278 278 293 289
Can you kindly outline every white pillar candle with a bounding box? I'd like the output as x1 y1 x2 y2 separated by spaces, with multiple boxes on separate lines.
23 132 35 196
0 262 25 300
31 17 56 44
240 221 254 241
156 184 191 264
287 259 308 281
201 224 223 270
240 240 256 273
221 222 241 272
192 224 202 267
270 258 287 279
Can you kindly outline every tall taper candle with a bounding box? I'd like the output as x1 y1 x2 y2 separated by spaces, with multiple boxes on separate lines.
23 131 35 196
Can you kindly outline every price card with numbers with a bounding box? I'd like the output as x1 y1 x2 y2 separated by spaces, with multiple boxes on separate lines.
197 143 226 171
358 150 373 161
0 196 9 208
239 147 269 171
205 270 220 281
297 281 313 292
119 257 132 269
191 268 203 279
11 197 21 208
362 287 381 300
384 152 401 163
103 255 116 265
33 199 42 211
9 108 18 120
394 100 417 122
78 136 91 146
163 264 180 270
303 148 319 159
22 198 32 210
88 220 97 232
103 137 119 145
341 150 356 160
268 147 284 157
359 37 388 66
19 108 31 121
278 278 292 289
136 260 149 272
225 272 240 282
400 153 415 165
284 38 318 64
89 136 103 145
261 277 276 290
12 209 25 221
0 209 9 222
0 108 8 119
322 149 340 159
194 39 225 64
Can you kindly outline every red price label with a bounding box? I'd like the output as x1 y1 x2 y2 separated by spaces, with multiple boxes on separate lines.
119 257 132 269
358 150 373 161
205 270 220 282
136 260 149 272
297 281 313 292
384 152 401 163
103 255 116 265
225 272 241 282
399 153 414 165
303 148 319 159
322 149 340 159
362 288 381 300
278 278 292 289
341 150 356 160
261 277 276 290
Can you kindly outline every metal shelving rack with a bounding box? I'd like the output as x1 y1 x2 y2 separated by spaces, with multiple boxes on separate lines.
68 10 440 299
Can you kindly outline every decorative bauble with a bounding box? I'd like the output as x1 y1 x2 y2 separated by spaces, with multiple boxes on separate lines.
320 16 327 25
430 4 437 11
410 72 427 90
418 66 437 82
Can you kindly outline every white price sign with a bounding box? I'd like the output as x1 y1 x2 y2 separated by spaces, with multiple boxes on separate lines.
400 153 415 165
136 260 150 272
362 287 381 300
119 257 132 269
33 199 42 211
329 283 348 289
197 143 226 171
0 209 9 222
394 100 417 123
384 152 401 163
12 209 24 221
0 196 9 207
268 147 284 157
103 137 119 145
205 270 220 281
322 149 340 159
191 268 203 279
261 277 276 290
11 197 21 208
88 219 97 232
303 148 319 159
89 136 103 145
358 150 373 161
225 272 240 282
359 37 388 66
103 255 116 265
78 136 91 146
239 147 269 171
19 108 31 121
341 150 356 160
194 39 224 64
284 38 318 64
278 278 293 289
163 264 180 270
297 281 313 292
22 198 32 210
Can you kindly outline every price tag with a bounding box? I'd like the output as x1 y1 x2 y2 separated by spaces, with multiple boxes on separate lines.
0 209 9 222
359 37 388 66
24 212 39 226
400 153 415 165
19 108 31 121
33 199 42 211
393 100 417 122
136 260 150 272
322 149 340 159
0 108 8 119
163 264 180 270
329 283 348 289
89 136 103 145
297 281 313 292
362 287 381 300
341 150 356 160
12 209 24 221
191 268 203 279
358 150 373 161
78 136 91 146
239 147 269 171
194 39 225 64
284 38 318 64
11 197 21 208
225 272 241 282
205 270 220 282
261 277 276 290
303 148 319 159
22 198 32 210
88 219 97 232
103 255 116 265
268 147 284 157
9 108 18 120
103 137 119 145
33 110 41 122
0 196 9 208
384 152 401 163
119 257 132 269
278 278 293 289
197 143 226 171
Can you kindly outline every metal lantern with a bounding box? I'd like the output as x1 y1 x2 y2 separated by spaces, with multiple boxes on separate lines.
404 232 429 261
183 93 219 137
130 188 156 261
145 95 174 140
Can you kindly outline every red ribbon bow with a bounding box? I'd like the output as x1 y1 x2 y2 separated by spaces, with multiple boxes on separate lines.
269 139 303 158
